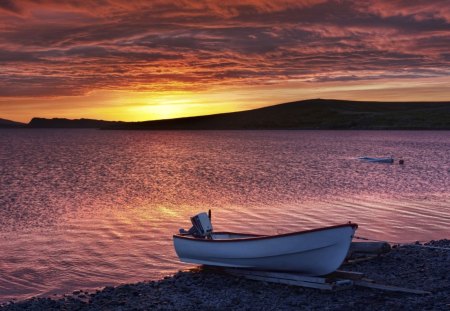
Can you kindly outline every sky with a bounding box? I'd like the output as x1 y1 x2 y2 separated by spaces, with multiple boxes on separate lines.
0 0 449 122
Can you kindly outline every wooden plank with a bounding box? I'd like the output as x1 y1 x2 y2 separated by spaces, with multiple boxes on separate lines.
230 273 339 290
345 255 378 264
222 268 429 294
333 280 353 290
348 242 391 256
354 280 431 295
225 268 332 284
224 268 353 290
331 270 365 280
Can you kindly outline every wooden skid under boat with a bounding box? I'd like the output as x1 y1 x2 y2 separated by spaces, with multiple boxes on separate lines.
223 268 430 294
173 224 358 276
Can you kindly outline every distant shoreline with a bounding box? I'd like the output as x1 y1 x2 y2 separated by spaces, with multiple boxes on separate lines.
2 99 450 130
2 127 450 131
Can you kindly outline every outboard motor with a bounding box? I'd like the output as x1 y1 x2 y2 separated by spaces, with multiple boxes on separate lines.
190 212 213 237
179 211 213 238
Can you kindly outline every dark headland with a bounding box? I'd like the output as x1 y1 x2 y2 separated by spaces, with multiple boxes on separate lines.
3 99 450 130
28 118 125 129
0 118 26 128
106 99 450 130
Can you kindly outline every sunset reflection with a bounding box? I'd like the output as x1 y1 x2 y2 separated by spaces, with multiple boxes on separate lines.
1 130 449 302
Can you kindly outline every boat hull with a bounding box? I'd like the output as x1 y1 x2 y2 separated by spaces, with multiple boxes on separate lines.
173 224 357 276
358 157 394 163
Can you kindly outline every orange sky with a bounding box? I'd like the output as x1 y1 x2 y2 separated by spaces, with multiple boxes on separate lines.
0 0 449 123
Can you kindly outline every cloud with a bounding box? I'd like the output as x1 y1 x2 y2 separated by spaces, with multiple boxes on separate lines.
0 49 41 62
0 0 449 97
0 0 23 14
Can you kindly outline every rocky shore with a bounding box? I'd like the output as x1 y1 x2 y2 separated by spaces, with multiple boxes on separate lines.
2 240 449 311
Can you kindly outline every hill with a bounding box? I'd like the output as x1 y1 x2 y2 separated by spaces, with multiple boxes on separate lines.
105 99 450 130
0 118 25 128
28 118 123 128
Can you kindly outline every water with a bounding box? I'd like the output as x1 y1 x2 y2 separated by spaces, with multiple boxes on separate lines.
0 130 449 302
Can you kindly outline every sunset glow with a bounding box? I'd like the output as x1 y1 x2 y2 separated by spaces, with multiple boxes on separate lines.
0 0 449 122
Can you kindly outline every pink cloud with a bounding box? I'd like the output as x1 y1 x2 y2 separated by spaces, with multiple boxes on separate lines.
0 0 448 97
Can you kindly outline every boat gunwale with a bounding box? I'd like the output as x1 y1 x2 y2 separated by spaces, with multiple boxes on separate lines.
173 223 358 242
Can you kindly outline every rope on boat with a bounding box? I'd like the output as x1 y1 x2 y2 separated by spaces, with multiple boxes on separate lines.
354 236 450 251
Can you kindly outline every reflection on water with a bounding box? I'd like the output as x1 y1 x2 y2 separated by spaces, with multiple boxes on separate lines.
0 130 449 301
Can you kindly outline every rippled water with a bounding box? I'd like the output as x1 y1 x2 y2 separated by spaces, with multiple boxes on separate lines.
0 130 449 302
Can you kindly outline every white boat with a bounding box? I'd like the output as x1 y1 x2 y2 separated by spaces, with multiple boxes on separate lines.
358 156 394 163
173 213 358 276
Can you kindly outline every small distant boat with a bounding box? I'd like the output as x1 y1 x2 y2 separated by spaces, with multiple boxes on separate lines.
173 212 358 276
358 156 394 163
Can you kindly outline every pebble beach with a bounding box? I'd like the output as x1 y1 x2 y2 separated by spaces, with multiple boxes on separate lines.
1 239 449 311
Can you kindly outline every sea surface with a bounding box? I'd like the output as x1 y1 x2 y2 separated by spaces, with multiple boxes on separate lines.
0 130 449 302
